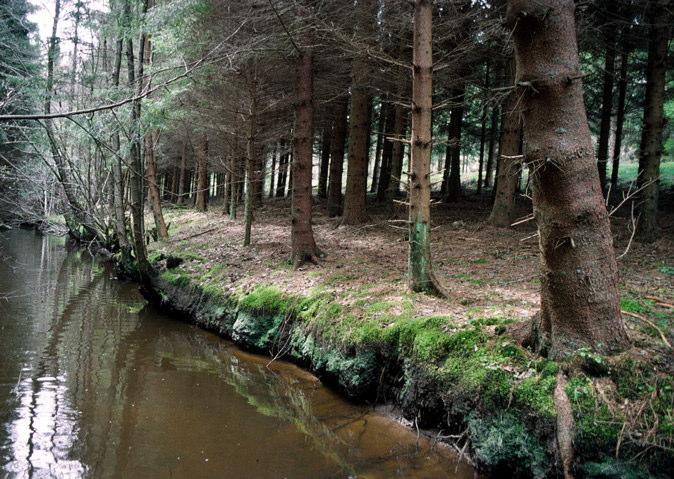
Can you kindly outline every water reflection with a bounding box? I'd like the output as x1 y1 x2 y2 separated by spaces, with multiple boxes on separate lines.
0 230 475 478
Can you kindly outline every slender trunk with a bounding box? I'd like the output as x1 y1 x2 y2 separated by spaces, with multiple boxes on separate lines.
385 105 408 208
195 135 209 211
597 0 618 194
409 0 446 296
610 33 630 191
269 145 277 198
318 127 331 198
110 36 129 248
229 154 238 219
291 47 320 265
141 27 168 239
327 97 348 217
377 104 397 201
370 102 387 194
444 86 465 202
636 1 668 242
488 58 522 227
244 103 256 246
484 102 499 188
177 142 187 204
128 0 151 280
509 0 628 358
276 139 288 198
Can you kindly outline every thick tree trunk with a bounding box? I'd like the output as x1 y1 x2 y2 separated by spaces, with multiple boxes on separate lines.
291 48 320 266
327 97 348 217
610 34 630 192
318 126 331 198
636 1 668 242
408 0 446 297
341 57 372 225
488 59 522 227
596 0 618 194
443 86 465 202
195 135 209 211
509 0 628 358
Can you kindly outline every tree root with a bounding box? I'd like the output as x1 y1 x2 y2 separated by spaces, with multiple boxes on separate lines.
555 371 575 479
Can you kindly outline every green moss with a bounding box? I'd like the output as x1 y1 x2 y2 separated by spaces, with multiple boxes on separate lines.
452 273 485 285
513 375 556 418
468 412 548 478
581 458 653 479
160 270 191 287
238 285 292 315
620 297 655 315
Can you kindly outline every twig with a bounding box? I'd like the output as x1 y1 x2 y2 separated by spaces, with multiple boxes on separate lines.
622 311 672 349
644 296 674 309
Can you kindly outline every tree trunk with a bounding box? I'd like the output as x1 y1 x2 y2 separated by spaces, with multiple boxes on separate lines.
327 97 348 217
195 134 209 211
477 64 489 195
244 104 256 246
229 154 238 219
341 57 372 225
488 58 522 227
596 0 618 194
610 33 630 192
370 101 387 194
377 104 397 201
141 29 168 240
177 141 187 204
385 105 408 208
291 48 320 266
408 0 446 297
484 102 499 189
111 36 129 248
509 0 628 358
636 1 668 242
444 86 465 202
276 139 288 198
340 0 375 225
269 145 277 198
318 126 331 198
145 132 168 239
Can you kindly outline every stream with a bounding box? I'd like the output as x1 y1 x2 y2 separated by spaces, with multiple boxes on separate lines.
0 230 476 478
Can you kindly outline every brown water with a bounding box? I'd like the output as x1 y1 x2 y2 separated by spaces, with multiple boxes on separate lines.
0 230 476 479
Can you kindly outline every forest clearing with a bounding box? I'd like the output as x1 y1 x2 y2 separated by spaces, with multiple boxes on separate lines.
1 0 673 477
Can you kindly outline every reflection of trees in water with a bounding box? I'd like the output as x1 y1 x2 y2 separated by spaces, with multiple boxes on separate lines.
2 233 143 478
166 334 443 479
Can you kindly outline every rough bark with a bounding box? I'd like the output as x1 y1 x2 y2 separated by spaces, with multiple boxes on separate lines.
408 0 447 297
318 126 331 198
195 135 209 211
340 0 375 225
385 105 408 208
509 0 628 358
636 0 669 242
596 0 618 194
291 48 321 266
488 59 522 227
327 97 348 217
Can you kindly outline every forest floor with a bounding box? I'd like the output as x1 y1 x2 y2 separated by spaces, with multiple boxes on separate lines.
150 194 673 344
144 193 674 477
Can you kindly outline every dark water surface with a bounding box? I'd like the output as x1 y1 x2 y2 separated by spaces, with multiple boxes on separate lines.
0 230 475 478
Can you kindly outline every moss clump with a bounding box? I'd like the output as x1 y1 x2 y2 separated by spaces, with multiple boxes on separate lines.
232 309 285 351
238 285 292 315
468 412 548 478
581 458 654 479
512 375 556 418
160 270 190 287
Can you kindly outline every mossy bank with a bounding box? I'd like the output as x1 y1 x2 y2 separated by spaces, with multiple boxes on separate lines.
126 252 673 479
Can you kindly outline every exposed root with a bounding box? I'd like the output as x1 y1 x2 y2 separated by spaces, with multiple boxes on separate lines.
555 371 575 479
